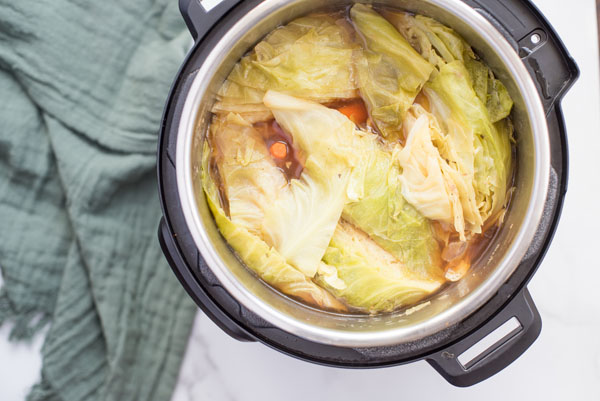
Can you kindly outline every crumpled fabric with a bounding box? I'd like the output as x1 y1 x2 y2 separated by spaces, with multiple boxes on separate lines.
0 0 197 399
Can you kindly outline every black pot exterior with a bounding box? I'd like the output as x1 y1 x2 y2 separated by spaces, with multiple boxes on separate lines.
157 0 578 386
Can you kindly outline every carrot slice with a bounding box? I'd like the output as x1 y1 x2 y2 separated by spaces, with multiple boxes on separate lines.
445 258 471 282
269 142 288 159
337 101 368 125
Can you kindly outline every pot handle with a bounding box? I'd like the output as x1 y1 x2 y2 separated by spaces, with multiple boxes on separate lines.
468 0 579 111
158 218 256 342
179 0 242 42
426 288 541 387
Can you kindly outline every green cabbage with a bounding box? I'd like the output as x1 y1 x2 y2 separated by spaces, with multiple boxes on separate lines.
385 12 513 122
486 76 514 123
397 105 468 240
214 15 358 123
341 130 443 279
260 91 444 280
350 4 434 140
262 91 360 277
426 61 512 221
380 11 445 69
210 113 288 235
202 140 346 311
316 221 443 313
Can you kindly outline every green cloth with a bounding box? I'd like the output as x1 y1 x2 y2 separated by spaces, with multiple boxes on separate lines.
0 0 197 400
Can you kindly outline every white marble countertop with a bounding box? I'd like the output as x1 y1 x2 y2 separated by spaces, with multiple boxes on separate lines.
2 0 600 400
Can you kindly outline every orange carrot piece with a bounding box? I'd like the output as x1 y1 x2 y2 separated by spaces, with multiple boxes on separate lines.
337 101 368 125
445 259 471 282
269 142 288 159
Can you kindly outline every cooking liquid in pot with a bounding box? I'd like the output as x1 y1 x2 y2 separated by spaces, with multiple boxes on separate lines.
203 3 516 315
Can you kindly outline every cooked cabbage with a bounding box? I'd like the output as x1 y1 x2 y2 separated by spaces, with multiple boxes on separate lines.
214 15 358 123
350 4 434 140
419 91 483 232
342 129 443 279
210 113 288 235
397 105 467 240
210 100 358 278
262 91 360 277
316 221 443 313
385 11 513 122
202 140 347 311
426 62 512 221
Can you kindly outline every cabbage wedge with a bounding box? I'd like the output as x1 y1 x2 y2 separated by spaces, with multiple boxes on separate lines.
385 11 513 122
211 113 288 235
202 140 346 311
342 129 443 278
316 221 443 313
262 91 361 277
350 4 434 140
425 61 512 222
398 105 467 240
210 100 358 279
214 15 358 123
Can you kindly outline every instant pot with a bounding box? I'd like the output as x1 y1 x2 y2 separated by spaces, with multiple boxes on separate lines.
157 0 578 387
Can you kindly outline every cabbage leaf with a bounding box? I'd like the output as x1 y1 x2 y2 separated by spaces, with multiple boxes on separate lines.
398 105 467 239
214 15 358 123
423 87 482 231
210 113 288 235
202 140 346 311
342 129 443 278
385 12 513 122
350 4 434 140
262 91 360 277
316 221 443 313
426 61 512 221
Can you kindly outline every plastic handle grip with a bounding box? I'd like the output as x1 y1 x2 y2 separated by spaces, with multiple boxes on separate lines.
466 0 579 111
427 288 541 387
179 0 242 41
158 218 256 342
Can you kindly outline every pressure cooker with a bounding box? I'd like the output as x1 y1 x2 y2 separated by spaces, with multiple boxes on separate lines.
157 0 578 387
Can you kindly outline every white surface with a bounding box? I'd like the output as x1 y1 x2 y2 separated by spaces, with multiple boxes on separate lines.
457 316 521 368
201 0 223 12
1 0 599 400
0 275 45 400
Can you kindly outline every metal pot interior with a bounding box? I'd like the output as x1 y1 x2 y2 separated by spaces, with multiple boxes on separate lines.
177 0 550 347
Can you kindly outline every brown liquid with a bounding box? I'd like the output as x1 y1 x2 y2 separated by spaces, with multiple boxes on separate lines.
207 150 231 218
414 91 431 112
254 120 305 181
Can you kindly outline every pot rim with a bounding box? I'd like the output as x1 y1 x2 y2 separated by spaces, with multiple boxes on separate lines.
174 0 550 347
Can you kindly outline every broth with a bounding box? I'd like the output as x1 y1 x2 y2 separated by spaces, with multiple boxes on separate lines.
254 120 305 181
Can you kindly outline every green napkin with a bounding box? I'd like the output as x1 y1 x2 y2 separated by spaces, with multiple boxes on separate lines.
0 1 197 400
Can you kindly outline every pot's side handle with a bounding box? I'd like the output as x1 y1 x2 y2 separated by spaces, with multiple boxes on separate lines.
427 288 541 387
180 0 242 42
158 217 257 342
467 0 579 112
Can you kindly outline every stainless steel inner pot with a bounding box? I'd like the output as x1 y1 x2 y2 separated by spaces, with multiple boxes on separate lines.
174 0 550 347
